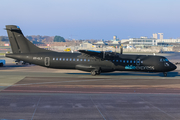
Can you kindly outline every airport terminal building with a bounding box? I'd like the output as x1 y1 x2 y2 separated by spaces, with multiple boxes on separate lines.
121 37 157 48
121 36 180 47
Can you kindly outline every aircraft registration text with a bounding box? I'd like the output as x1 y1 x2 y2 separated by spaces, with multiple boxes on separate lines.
33 57 42 60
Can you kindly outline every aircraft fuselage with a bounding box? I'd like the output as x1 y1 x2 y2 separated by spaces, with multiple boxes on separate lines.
6 52 177 73
5 25 177 76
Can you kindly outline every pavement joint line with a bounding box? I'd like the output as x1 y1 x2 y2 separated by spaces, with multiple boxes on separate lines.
90 96 106 120
31 97 41 120
0 72 180 79
1 92 180 96
0 76 26 91
2 89 180 94
1 76 180 88
140 97 177 120
2 90 180 95
5 78 110 87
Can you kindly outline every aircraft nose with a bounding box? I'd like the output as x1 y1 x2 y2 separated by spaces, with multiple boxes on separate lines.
171 63 177 71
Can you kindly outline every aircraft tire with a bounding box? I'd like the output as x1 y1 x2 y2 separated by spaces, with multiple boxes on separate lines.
91 70 97 76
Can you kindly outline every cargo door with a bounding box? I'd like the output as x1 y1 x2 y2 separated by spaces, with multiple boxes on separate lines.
44 57 50 66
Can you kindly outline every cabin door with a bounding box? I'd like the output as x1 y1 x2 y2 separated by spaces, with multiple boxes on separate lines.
44 57 50 66
136 59 140 66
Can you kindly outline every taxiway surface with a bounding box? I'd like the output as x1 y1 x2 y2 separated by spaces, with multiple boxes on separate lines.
0 54 180 120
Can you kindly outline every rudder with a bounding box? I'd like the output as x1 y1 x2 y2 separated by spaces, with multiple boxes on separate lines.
6 25 49 53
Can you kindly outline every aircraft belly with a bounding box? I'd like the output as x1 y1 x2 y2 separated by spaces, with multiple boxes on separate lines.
75 65 96 72
75 63 114 72
50 61 76 69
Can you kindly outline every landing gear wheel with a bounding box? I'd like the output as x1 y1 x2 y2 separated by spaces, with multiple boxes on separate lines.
163 72 167 77
91 70 97 76
91 68 101 76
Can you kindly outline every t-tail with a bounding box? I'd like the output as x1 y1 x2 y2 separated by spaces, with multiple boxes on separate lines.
5 25 50 54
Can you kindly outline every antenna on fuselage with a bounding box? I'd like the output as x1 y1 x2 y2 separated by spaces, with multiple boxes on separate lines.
103 51 105 59
120 44 123 54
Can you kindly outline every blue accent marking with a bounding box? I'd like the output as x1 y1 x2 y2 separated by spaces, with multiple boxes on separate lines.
125 65 136 70
87 50 101 53
17 26 20 29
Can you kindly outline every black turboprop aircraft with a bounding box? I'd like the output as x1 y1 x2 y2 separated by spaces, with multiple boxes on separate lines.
5 25 177 76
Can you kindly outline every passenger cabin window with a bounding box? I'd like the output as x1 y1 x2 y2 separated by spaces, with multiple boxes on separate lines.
123 60 125 63
116 60 118 62
59 58 61 61
127 60 129 63
136 59 140 65
84 59 86 61
80 59 83 61
53 58 55 60
134 60 136 63
130 60 132 63
77 59 79 61
63 58 65 61
70 58 72 61
120 60 122 62
56 58 58 60
88 59 90 62
73 58 75 61
66 58 68 61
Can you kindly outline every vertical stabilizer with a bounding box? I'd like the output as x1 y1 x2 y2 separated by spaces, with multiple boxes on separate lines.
6 25 49 53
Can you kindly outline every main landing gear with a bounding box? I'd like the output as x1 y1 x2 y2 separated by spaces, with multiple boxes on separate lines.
91 69 101 76
163 72 167 77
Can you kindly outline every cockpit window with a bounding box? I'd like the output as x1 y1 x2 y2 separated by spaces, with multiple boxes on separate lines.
164 58 169 62
160 58 169 62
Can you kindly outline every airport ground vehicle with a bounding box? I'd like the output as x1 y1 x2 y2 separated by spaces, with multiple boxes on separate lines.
64 48 71 52
0 59 5 66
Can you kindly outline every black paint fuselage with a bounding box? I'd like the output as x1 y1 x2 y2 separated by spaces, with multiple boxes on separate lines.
5 25 177 76
6 52 177 73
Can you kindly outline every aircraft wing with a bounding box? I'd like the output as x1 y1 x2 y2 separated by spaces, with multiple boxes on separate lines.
78 50 103 58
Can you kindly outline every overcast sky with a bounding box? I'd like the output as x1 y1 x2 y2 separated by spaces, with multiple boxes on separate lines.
0 0 180 40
